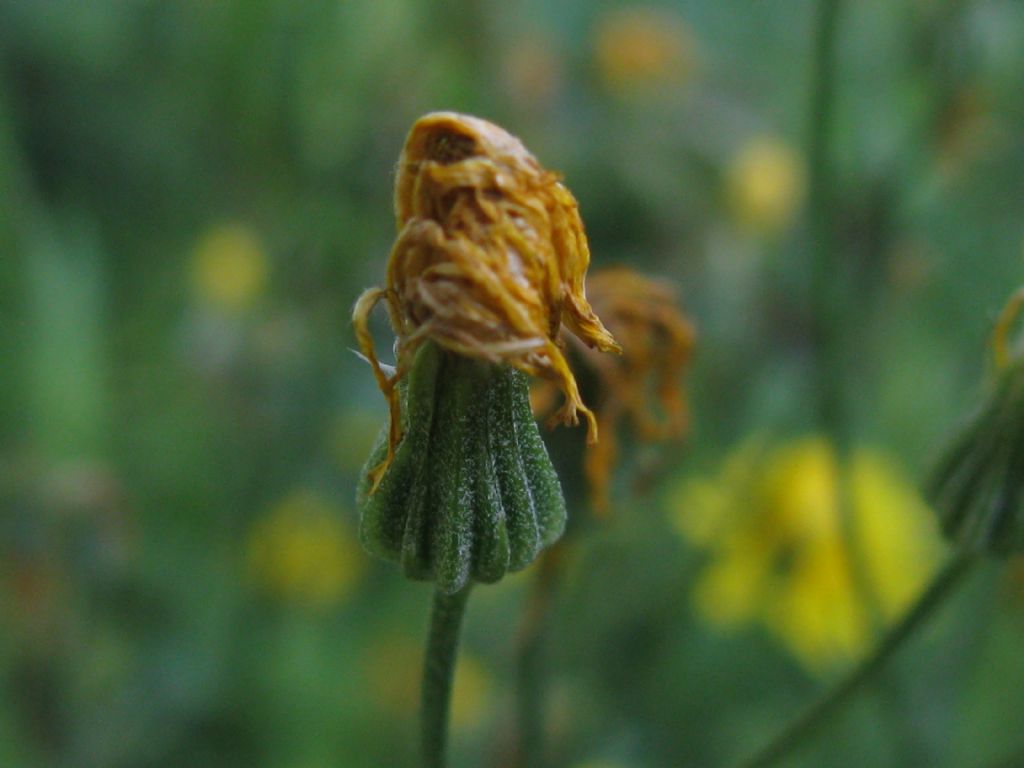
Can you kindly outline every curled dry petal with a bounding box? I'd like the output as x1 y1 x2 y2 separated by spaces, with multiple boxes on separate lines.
578 267 695 441
355 112 619 487
534 266 696 514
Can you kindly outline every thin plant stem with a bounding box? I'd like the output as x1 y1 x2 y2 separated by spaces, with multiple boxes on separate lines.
803 0 869 626
806 0 845 440
422 585 473 768
512 543 567 768
735 554 977 768
802 2 938 763
802 2 935 761
803 0 875 717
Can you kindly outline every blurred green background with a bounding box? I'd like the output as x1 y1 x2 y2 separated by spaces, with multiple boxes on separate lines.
2 1 1024 766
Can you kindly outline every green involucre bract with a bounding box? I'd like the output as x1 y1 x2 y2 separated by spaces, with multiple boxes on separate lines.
357 342 567 593
928 356 1024 556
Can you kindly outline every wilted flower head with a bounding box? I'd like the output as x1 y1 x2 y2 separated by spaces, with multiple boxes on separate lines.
674 437 941 672
536 266 695 513
928 288 1024 555
355 112 619 483
354 113 619 593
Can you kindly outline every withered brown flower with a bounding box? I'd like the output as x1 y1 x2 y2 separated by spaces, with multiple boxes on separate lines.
354 112 619 486
535 266 695 513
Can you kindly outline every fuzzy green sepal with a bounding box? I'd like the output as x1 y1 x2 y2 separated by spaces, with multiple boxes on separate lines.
357 342 567 593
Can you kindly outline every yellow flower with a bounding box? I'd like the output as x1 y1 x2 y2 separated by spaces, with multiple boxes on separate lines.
593 7 698 94
246 490 363 608
673 437 942 673
190 223 269 311
725 138 806 235
364 637 492 732
354 112 619 487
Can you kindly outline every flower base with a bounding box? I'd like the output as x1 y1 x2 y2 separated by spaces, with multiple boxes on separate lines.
357 342 567 594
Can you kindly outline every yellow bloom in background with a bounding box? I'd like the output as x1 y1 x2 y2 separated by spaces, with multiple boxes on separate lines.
673 436 942 673
592 7 698 95
364 637 492 732
190 223 269 311
246 490 363 609
725 138 807 235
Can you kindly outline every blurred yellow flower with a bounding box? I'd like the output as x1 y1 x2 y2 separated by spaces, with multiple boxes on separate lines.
593 7 698 94
673 437 942 673
365 637 492 732
725 138 806 235
191 223 269 311
247 490 363 609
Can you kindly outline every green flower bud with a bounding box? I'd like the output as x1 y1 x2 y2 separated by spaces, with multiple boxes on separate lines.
357 341 567 594
928 290 1024 556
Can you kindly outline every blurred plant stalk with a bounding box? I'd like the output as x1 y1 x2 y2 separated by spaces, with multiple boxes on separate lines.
0 74 111 768
510 268 694 767
734 0 986 764
735 553 977 768
739 276 1024 765
0 83 109 463
800 0 925 758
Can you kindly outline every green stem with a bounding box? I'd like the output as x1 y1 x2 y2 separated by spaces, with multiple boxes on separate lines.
422 586 472 768
512 545 565 768
802 3 938 763
735 554 977 768
515 617 546 768
806 0 844 441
